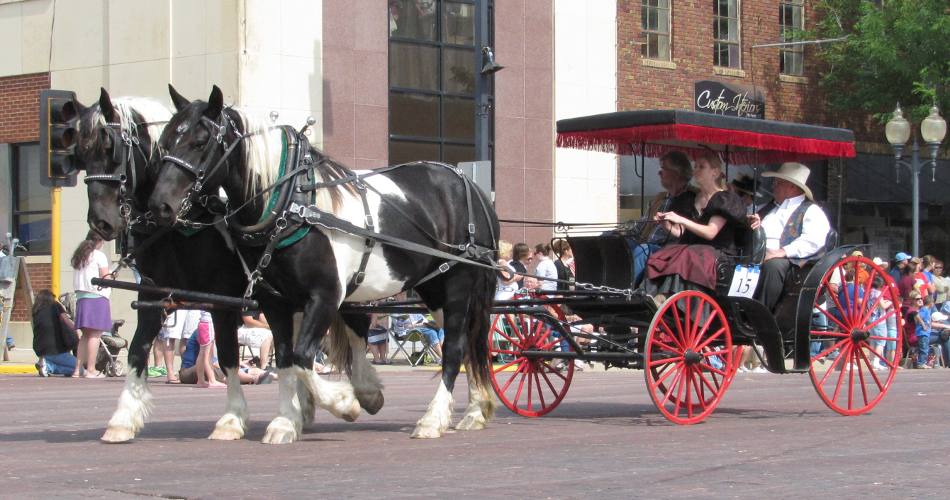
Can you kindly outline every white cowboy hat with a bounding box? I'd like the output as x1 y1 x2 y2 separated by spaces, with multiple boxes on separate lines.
762 162 813 201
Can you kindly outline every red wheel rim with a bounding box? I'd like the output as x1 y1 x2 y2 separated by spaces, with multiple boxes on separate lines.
645 290 735 424
809 255 902 415
488 312 573 417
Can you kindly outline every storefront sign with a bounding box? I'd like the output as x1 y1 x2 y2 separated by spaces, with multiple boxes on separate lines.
694 80 765 119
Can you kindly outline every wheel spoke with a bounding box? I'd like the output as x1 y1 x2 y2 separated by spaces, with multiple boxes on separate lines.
855 349 870 406
670 302 686 344
656 318 685 350
494 357 524 375
697 362 727 377
684 368 694 418
694 327 726 351
494 328 523 349
654 362 680 386
809 330 850 338
648 355 685 368
819 343 851 386
539 360 569 381
672 367 688 416
659 367 686 407
816 304 851 333
697 368 719 395
539 367 560 395
829 344 853 403
847 347 856 409
691 373 708 410
856 347 886 392
814 337 850 363
693 304 717 347
533 371 546 409
491 349 521 356
501 363 526 393
650 337 683 355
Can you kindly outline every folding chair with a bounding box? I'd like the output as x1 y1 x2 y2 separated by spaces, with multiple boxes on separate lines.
389 315 440 366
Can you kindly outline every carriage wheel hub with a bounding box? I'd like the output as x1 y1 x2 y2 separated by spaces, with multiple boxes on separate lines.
684 350 703 365
850 329 869 342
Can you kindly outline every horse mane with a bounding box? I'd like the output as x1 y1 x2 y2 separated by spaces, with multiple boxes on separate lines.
232 109 354 212
77 97 172 161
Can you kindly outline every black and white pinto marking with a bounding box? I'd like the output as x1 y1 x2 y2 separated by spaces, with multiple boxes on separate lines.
147 85 498 443
70 89 274 443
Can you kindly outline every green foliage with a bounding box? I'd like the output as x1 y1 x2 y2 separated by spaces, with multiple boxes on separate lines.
811 0 950 125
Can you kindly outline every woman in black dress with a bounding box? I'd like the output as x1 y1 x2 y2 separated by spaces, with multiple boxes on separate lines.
645 151 748 299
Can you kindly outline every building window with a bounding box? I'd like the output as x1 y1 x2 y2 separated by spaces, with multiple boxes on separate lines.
388 0 479 165
713 0 740 68
780 0 804 75
641 0 671 61
1 143 50 255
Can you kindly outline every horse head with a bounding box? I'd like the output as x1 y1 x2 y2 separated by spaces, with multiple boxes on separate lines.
150 84 241 227
74 88 171 240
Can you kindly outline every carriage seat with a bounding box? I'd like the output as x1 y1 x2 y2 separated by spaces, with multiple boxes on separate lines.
782 229 839 290
714 226 766 290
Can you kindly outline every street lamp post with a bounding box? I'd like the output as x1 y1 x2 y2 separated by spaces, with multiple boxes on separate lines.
885 104 947 257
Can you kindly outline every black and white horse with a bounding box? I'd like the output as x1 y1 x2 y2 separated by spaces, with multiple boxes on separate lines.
147 85 498 442
68 89 263 442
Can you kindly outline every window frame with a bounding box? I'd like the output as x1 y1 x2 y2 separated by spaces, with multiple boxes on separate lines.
388 0 483 165
779 0 805 76
7 142 51 256
640 0 672 61
713 0 742 69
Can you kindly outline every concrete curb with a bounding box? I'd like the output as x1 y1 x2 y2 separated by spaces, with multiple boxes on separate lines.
0 364 38 375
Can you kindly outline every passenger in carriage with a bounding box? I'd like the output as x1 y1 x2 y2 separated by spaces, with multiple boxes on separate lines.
630 151 696 286
642 151 748 300
748 163 832 312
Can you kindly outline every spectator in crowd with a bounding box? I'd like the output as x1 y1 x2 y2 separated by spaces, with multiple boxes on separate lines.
631 151 696 286
509 243 532 289
552 239 575 291
407 313 443 364
868 276 895 370
533 243 558 291
178 311 275 386
915 295 935 369
919 255 938 298
645 151 748 302
890 252 911 284
70 230 112 378
749 163 831 312
495 240 520 301
932 259 948 309
367 314 391 365
31 290 79 377
155 310 190 383
898 257 922 301
238 310 274 369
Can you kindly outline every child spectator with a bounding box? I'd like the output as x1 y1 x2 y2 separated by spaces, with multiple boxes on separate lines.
367 314 391 365
915 295 934 369
178 311 275 386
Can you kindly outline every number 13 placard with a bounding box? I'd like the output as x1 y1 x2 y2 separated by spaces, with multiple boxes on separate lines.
728 265 760 298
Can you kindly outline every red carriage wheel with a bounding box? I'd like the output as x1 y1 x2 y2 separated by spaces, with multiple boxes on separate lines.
488 312 573 417
644 290 736 424
809 255 902 415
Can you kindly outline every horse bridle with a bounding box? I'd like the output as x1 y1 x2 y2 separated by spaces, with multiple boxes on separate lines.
83 121 154 228
161 111 253 224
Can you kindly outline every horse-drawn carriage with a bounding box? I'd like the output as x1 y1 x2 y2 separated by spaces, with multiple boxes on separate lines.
486 110 904 424
58 85 902 444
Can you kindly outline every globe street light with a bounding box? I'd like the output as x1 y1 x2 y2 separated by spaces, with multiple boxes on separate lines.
885 103 947 257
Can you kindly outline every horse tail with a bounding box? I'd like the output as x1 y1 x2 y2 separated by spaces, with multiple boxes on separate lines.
327 313 354 375
465 267 495 392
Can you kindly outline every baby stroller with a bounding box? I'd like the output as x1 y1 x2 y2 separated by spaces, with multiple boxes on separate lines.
59 293 128 377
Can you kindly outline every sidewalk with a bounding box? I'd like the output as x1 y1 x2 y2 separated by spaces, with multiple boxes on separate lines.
0 347 39 375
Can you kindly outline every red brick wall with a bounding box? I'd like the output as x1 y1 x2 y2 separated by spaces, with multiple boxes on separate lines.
617 0 824 124
9 263 51 322
0 72 50 143
2 72 52 322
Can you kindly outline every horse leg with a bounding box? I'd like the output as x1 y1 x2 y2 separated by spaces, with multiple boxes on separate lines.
208 310 248 440
261 301 306 444
101 305 158 443
296 299 361 422
331 314 384 414
413 271 496 438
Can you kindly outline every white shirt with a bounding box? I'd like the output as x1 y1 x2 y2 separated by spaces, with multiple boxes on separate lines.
535 257 558 291
761 195 831 259
495 262 519 300
72 249 111 298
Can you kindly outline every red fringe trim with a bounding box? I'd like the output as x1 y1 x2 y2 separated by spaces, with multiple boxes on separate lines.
556 123 855 164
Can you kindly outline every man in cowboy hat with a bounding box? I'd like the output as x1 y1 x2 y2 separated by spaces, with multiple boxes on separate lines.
749 162 832 311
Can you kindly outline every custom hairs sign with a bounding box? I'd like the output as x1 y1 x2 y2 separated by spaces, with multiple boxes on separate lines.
694 80 765 119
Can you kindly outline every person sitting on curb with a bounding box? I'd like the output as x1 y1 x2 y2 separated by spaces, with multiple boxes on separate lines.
238 310 274 369
178 311 276 386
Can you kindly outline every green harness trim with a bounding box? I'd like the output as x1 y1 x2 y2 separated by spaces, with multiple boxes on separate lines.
176 226 203 237
263 130 311 250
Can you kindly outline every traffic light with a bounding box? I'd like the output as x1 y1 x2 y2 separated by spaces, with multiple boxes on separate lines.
39 89 78 187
